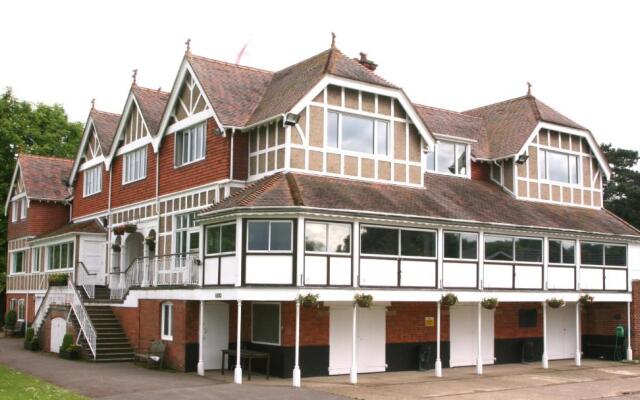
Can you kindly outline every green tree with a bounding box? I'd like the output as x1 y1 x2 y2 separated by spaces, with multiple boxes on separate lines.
601 143 640 229
0 88 83 284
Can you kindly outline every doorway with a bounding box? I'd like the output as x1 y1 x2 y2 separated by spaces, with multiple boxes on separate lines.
203 302 230 370
450 304 495 367
547 304 576 360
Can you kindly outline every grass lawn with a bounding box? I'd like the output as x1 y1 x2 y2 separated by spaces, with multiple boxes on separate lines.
0 363 87 400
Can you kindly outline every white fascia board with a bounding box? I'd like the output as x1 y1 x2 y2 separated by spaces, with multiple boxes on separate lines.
78 155 105 171
115 136 152 157
69 117 99 184
288 75 436 150
4 162 22 214
107 92 154 167
433 133 477 144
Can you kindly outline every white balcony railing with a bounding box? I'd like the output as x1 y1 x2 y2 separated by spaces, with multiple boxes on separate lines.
76 262 98 299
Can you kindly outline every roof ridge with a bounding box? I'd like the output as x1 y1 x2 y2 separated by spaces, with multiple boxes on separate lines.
533 97 586 130
285 173 304 206
231 173 285 207
528 95 542 121
133 85 170 96
18 153 73 162
92 108 121 117
333 48 397 88
413 103 485 120
188 53 274 75
464 94 530 113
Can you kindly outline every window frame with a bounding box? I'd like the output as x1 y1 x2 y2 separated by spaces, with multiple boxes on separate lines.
304 220 352 256
426 140 470 178
174 122 206 168
161 302 173 341
580 241 627 268
12 251 25 274
443 231 479 261
538 148 581 186
246 220 294 254
122 146 147 184
31 247 41 272
83 165 102 197
174 212 200 255
360 224 437 260
205 221 237 256
326 110 391 157
46 242 75 271
548 239 576 265
11 199 18 222
483 234 543 264
17 299 25 321
19 197 27 220
251 302 281 346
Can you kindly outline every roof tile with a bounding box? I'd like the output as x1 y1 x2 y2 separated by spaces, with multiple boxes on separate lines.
18 154 72 201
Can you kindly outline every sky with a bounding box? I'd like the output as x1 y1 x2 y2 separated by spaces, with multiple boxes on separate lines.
1 0 639 153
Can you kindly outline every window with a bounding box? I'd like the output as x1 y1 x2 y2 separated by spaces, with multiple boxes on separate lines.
11 198 27 222
426 141 468 176
548 239 575 264
327 111 389 156
484 235 542 262
161 302 173 340
47 242 74 270
581 242 627 266
360 226 436 258
19 197 27 219
539 149 579 185
31 248 41 272
123 147 147 183
175 122 206 166
175 213 199 254
83 165 102 196
305 222 351 253
252 303 280 345
491 162 502 183
12 251 24 274
518 308 537 328
206 223 236 255
17 299 25 321
247 220 292 252
444 232 478 259
11 200 18 222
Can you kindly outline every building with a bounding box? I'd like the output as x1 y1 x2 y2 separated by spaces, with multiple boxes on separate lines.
5 42 640 386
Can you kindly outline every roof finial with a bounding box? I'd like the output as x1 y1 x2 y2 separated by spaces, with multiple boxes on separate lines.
527 81 532 96
132 69 138 86
90 98 95 110
185 38 191 55
331 32 336 48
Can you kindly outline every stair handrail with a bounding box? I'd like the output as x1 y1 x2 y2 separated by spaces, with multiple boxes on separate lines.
110 256 143 300
31 284 72 333
67 279 97 359
76 261 97 299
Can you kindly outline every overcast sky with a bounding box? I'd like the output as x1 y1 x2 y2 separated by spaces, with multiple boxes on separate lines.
1 0 639 153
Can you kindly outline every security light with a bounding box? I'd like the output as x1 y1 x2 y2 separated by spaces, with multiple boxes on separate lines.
284 113 300 126
516 154 529 164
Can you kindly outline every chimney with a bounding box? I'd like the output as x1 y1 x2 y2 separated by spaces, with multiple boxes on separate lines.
355 52 378 71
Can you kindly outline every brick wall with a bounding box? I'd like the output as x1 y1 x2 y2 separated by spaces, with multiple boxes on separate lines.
494 302 542 339
7 201 69 240
582 302 627 336
632 281 640 357
232 132 248 180
387 302 450 342
39 305 79 353
110 144 157 208
72 167 109 218
471 161 490 181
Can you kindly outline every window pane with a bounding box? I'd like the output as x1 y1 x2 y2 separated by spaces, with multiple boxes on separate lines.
252 303 280 344
342 114 374 154
437 142 455 174
328 112 339 148
605 245 627 266
206 226 220 254
515 238 542 262
492 163 502 182
248 222 269 251
539 150 547 179
426 151 435 171
569 155 578 184
562 241 575 264
163 305 171 336
549 239 562 264
305 223 327 252
61 244 68 268
328 224 350 253
376 120 389 155
548 151 569 183
189 232 199 252
175 132 183 165
361 226 398 255
485 236 513 261
401 230 436 257
581 242 603 265
220 224 236 253
444 232 460 259
461 233 478 259
456 144 467 175
270 222 292 251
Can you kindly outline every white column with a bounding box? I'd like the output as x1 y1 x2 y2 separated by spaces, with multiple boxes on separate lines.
437 228 444 288
476 302 483 375
543 237 549 290
575 302 581 366
435 301 442 377
349 303 358 384
234 300 243 384
235 217 243 287
542 301 549 368
628 301 633 361
478 231 485 289
292 299 301 387
296 218 305 287
352 221 360 287
197 300 205 376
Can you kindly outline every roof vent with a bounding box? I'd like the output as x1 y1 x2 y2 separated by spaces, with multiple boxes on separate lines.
355 52 378 71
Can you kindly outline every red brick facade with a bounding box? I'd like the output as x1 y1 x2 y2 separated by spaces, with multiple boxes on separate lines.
471 161 491 181
72 167 109 218
7 201 69 240
110 144 157 208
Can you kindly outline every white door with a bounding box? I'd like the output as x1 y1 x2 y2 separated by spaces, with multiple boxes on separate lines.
450 305 495 367
80 239 106 284
547 304 576 360
50 317 66 353
203 302 229 370
329 305 386 375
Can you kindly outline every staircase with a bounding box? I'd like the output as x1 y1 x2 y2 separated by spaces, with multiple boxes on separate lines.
76 304 135 362
78 285 113 303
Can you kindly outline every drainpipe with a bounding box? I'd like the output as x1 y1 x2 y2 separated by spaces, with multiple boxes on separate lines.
229 128 236 181
435 301 442 377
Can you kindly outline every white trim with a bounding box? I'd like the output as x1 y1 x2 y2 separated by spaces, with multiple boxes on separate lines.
161 301 173 341
246 220 294 253
70 119 106 185
4 162 23 215
115 136 152 157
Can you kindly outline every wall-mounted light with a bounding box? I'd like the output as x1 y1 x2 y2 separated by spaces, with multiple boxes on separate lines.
101 217 109 228
284 113 300 126
516 153 529 164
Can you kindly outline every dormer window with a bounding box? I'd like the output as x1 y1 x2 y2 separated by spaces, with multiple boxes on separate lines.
327 111 389 156
426 141 468 177
539 149 579 185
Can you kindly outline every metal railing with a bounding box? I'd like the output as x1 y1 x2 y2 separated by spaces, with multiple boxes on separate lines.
76 262 98 299
32 285 72 333
67 280 97 359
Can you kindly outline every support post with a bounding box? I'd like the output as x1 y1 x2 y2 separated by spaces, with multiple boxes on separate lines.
292 299 301 387
349 303 358 384
435 301 442 377
197 300 205 376
628 301 633 361
575 302 581 366
234 300 242 384
476 302 483 375
542 301 549 369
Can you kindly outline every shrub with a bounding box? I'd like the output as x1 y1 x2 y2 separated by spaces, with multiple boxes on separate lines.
60 334 73 353
25 327 34 342
4 310 17 329
48 273 69 287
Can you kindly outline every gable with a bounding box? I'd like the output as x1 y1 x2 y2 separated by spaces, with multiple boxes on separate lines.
123 101 150 145
170 70 209 124
84 124 103 161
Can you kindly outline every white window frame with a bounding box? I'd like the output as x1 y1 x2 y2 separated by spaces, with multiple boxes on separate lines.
11 200 18 222
83 165 102 197
19 197 27 220
174 212 200 255
122 146 147 184
11 251 25 274
360 224 438 260
204 222 236 256
548 239 576 265
46 242 74 271
17 299 25 321
251 302 281 346
538 148 581 186
426 140 470 178
483 234 543 264
443 231 479 261
304 221 352 256
161 302 173 341
174 122 206 167
31 247 41 272
327 111 391 157
580 241 627 268
246 220 294 253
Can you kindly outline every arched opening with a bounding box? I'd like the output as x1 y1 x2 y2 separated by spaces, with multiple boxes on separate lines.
112 235 122 272
146 229 157 259
124 232 144 270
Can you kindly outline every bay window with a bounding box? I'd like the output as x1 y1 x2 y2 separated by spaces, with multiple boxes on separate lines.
83 165 102 196
123 146 147 184
548 239 575 264
539 149 579 185
484 235 542 262
47 242 74 270
327 111 389 156
444 231 478 259
205 223 236 255
247 220 293 252
305 222 351 253
175 122 206 167
361 226 436 258
581 242 627 266
426 141 468 176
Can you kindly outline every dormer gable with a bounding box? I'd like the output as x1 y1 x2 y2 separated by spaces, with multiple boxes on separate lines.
84 124 103 161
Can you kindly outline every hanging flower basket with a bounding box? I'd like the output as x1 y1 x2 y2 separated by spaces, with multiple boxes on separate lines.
111 244 121 253
547 298 566 309
113 225 126 236
124 224 137 234
298 293 320 308
441 293 458 307
354 293 373 308
481 297 499 310
579 294 594 307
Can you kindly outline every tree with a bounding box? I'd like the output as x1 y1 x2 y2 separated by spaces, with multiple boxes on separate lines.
601 143 640 229
0 88 83 284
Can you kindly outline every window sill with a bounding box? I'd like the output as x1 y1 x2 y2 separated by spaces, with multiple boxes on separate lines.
122 176 147 186
426 170 469 179
83 191 102 198
174 157 206 170
161 335 173 341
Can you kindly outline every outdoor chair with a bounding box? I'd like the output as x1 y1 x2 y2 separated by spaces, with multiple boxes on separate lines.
135 340 166 369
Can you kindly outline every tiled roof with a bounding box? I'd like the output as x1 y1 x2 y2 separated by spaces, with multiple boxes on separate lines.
18 154 72 201
90 109 120 154
132 85 170 135
33 219 106 241
200 172 640 238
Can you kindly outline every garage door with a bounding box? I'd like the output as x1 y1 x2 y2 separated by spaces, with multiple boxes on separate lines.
329 305 386 375
450 305 494 367
547 304 576 360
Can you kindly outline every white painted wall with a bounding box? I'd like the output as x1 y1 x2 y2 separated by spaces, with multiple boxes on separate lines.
245 255 293 285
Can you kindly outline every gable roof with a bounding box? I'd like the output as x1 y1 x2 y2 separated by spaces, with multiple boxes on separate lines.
131 85 170 136
200 172 640 238
90 108 121 154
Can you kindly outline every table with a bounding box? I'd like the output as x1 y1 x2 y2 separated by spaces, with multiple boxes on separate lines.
221 349 270 380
